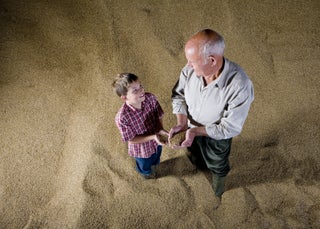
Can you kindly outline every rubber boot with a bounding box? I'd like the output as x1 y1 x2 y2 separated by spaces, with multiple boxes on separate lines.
212 173 226 209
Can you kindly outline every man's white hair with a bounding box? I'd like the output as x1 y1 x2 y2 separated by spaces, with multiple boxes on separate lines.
202 37 225 57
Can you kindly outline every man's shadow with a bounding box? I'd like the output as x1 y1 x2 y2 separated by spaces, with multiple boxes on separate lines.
158 132 319 192
226 133 319 190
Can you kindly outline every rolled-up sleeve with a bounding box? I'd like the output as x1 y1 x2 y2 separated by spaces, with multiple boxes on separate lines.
171 67 189 115
205 80 254 140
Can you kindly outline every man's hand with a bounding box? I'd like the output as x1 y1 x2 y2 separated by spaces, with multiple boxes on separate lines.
169 126 196 149
168 125 185 148
168 125 185 138
155 129 169 145
180 129 195 147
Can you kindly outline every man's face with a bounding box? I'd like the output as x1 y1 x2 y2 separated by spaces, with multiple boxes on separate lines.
124 81 145 107
185 46 212 78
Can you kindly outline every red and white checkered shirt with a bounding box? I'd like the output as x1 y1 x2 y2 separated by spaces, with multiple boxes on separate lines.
115 93 164 158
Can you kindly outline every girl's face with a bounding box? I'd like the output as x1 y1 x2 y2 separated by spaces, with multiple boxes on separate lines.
123 80 145 108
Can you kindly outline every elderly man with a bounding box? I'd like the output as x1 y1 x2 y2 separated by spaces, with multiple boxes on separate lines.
169 29 254 208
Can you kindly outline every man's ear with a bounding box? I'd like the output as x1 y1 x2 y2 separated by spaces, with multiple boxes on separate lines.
120 95 126 101
209 55 216 65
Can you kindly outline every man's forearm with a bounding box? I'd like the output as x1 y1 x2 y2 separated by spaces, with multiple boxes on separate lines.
189 126 209 137
176 114 188 129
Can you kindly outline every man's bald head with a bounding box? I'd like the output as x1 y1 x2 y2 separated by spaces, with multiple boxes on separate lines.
185 29 225 58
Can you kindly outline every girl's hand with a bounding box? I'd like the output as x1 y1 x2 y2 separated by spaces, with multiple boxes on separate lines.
155 130 169 145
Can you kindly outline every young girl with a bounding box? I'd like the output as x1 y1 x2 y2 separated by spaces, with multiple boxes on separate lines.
112 73 168 179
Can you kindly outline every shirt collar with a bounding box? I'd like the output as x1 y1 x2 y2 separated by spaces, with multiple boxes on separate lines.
215 58 230 89
125 102 142 112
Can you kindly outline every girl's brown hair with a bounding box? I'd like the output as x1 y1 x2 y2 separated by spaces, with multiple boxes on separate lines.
112 73 138 97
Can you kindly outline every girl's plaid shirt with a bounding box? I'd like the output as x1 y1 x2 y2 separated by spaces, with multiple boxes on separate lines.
115 93 164 158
